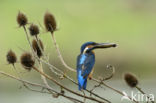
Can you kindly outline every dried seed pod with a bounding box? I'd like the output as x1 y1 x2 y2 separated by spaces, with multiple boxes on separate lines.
124 73 138 88
32 39 44 58
17 12 28 27
29 24 39 36
6 50 17 65
44 12 57 32
20 52 35 70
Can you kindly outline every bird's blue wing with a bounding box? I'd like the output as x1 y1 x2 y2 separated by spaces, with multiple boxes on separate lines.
77 54 87 90
77 54 95 78
82 54 95 77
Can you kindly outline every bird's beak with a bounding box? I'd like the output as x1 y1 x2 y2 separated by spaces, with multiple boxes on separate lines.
92 43 117 49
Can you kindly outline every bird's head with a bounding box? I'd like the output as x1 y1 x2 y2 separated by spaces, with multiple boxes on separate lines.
80 41 117 54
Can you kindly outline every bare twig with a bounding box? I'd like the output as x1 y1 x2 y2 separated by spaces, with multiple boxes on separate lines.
23 26 36 56
38 62 55 95
89 83 103 95
136 86 154 103
39 59 111 103
23 26 56 97
103 65 115 81
50 32 76 72
12 64 30 89
0 71 84 103
92 78 139 103
82 90 86 103
90 65 115 94
32 66 106 103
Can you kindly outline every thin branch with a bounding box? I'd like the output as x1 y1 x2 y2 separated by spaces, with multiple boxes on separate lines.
32 66 106 103
23 26 36 56
89 65 115 93
82 90 86 102
40 59 111 103
92 78 139 103
12 64 34 92
0 71 54 91
23 84 51 94
0 71 84 103
23 26 56 97
50 32 76 72
38 62 54 95
103 65 115 81
89 83 103 95
136 86 154 103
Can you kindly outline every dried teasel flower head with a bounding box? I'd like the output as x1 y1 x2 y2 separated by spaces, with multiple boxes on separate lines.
44 12 57 33
17 11 28 27
124 73 138 88
6 50 17 65
20 52 35 71
29 24 39 36
32 39 44 58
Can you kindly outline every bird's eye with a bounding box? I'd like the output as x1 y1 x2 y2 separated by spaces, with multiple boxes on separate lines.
86 50 90 53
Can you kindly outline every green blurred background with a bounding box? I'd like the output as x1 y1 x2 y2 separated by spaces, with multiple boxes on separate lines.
0 0 156 103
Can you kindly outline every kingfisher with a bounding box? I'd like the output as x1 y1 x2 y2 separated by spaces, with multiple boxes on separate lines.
77 42 117 90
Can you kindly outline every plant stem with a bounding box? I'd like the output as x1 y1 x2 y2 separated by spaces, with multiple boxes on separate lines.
23 25 56 100
32 66 106 103
0 71 84 103
39 58 111 103
92 78 139 103
23 26 35 56
136 86 154 103
50 32 76 72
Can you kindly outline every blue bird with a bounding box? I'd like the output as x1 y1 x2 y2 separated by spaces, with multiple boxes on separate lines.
77 42 117 90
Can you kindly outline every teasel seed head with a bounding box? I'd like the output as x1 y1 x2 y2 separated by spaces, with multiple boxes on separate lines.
6 50 17 65
17 11 28 27
124 73 138 88
29 24 39 36
20 52 35 71
32 39 44 58
44 12 57 33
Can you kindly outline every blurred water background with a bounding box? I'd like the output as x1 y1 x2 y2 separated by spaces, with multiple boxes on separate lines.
0 0 156 103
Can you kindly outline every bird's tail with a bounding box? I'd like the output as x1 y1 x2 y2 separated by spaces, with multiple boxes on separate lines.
78 77 87 90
